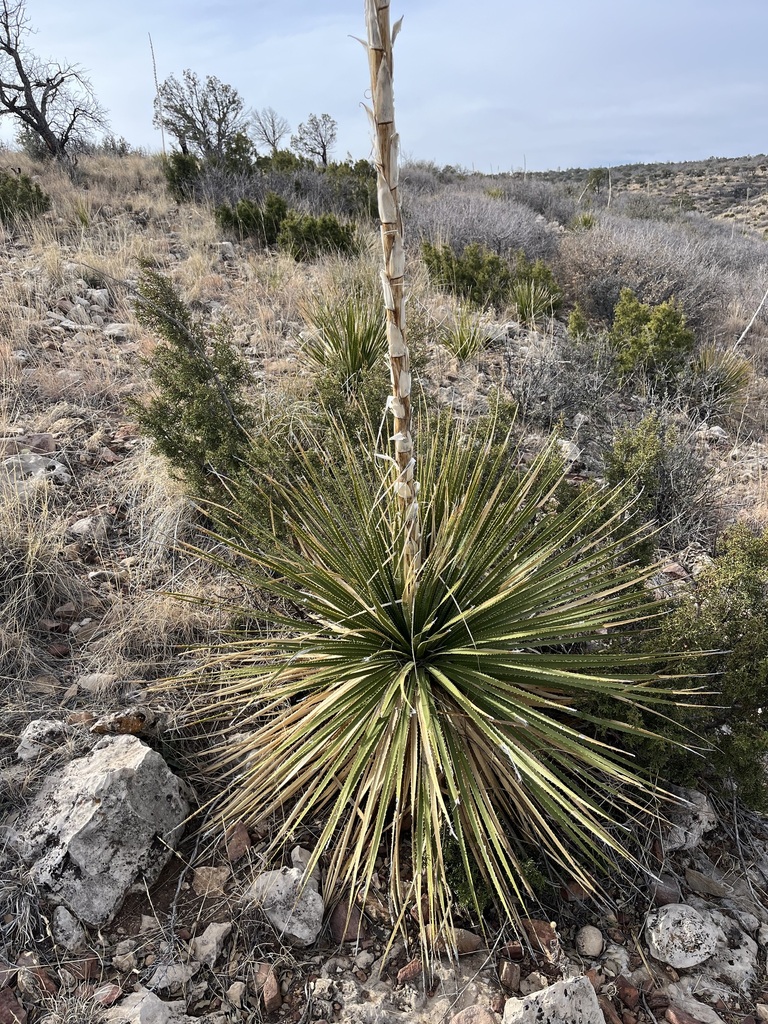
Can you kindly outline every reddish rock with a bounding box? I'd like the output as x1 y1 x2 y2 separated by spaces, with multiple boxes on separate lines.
561 880 591 901
498 959 520 992
262 967 281 1014
585 968 604 991
599 995 624 1024
665 1008 709 1024
647 992 671 1011
330 902 367 944
622 1014 637 1024
225 821 251 863
521 919 558 958
397 958 422 985
616 976 640 1009
93 983 121 1007
499 940 524 961
0 988 26 1024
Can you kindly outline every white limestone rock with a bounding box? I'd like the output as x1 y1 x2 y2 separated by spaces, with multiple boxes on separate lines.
645 904 718 969
663 788 717 853
246 866 324 947
503 976 603 1024
9 734 191 926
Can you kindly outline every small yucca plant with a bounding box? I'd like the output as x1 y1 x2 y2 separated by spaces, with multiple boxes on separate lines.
301 292 387 387
687 343 751 421
180 415 686 945
439 306 501 360
512 277 558 327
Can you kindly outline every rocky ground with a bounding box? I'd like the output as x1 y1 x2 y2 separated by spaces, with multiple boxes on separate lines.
2 152 768 1023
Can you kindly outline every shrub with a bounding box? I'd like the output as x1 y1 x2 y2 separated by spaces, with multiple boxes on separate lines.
277 210 357 261
610 287 694 381
421 241 512 308
638 524 768 809
161 150 201 202
215 191 288 245
604 412 715 552
176 416 687 938
130 264 255 503
0 169 50 227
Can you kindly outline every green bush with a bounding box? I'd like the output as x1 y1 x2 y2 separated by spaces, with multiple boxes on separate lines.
610 288 694 381
130 264 255 503
604 412 714 553
421 241 512 309
422 243 562 319
161 151 201 202
216 191 288 245
0 170 50 227
638 524 768 808
277 210 357 261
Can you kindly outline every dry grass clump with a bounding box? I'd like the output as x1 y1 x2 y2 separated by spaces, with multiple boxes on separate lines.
0 487 87 680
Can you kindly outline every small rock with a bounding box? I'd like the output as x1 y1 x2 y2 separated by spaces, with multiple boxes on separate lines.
499 959 521 991
0 988 27 1024
93 984 122 1007
450 1009 499 1024
756 1007 768 1024
104 323 131 339
216 241 235 261
225 821 251 862
52 906 86 952
329 902 366 944
16 719 69 761
191 921 232 967
147 962 199 994
600 995 624 1024
397 958 422 985
645 904 717 969
663 789 717 853
262 967 282 1013
521 919 558 958
68 515 109 544
684 868 729 898
650 873 682 907
246 867 324 947
291 845 321 889
575 925 604 958
226 981 247 1007
519 971 548 995
192 865 230 898
617 976 640 1009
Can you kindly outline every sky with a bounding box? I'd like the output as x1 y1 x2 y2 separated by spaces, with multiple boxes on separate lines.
6 0 768 172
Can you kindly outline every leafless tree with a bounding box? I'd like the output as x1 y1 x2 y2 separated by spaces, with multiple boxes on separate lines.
290 113 337 167
0 0 108 161
251 106 290 156
153 70 250 161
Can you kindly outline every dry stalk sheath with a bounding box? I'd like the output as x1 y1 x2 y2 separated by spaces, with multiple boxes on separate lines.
364 0 422 585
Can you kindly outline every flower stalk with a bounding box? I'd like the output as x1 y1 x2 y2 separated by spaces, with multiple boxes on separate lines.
364 0 422 590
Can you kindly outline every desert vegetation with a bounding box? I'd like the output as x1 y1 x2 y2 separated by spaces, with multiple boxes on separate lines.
3 4 768 1020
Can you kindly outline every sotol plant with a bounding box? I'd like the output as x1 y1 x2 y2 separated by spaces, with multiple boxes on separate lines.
168 2 692 952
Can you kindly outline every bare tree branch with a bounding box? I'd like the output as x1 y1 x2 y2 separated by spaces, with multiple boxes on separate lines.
0 0 108 161
250 106 290 155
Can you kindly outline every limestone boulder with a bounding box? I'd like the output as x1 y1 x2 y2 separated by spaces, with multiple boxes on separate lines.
9 734 191 926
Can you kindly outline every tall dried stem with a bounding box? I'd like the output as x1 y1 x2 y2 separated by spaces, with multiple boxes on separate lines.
364 0 422 589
